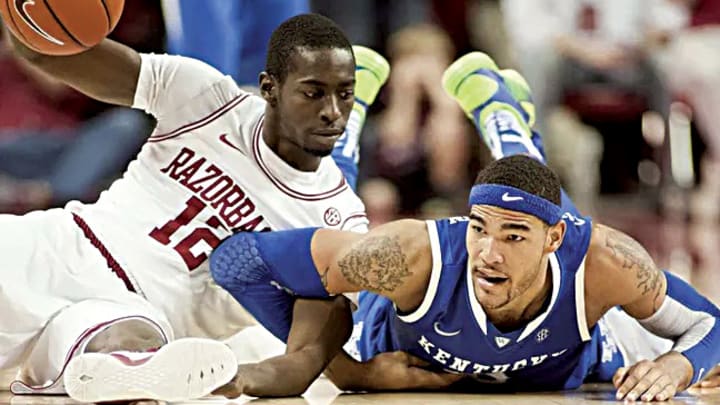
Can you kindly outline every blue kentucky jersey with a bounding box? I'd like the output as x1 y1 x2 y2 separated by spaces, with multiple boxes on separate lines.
349 195 621 390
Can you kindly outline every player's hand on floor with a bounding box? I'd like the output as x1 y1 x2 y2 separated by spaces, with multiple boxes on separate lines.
213 373 244 399
613 357 688 402
366 351 463 390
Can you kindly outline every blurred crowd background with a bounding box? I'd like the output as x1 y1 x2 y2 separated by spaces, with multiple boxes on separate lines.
0 0 718 300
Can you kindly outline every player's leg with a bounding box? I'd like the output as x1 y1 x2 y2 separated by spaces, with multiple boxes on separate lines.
442 52 583 216
0 209 235 402
11 298 172 395
0 210 83 373
60 301 237 403
442 52 547 161
162 0 243 81
331 46 390 191
0 210 162 393
235 0 309 85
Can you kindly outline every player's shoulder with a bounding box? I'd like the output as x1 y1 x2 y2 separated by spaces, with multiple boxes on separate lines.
139 53 266 133
555 212 593 271
582 222 650 295
431 216 470 238
426 216 470 267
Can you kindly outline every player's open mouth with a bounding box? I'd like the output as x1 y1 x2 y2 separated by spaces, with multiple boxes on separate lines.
474 269 509 288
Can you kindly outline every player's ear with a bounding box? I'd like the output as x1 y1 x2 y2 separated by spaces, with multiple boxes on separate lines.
544 220 566 253
259 72 278 107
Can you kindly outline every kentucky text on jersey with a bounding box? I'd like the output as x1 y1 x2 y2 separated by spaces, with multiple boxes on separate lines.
161 147 268 232
416 334 569 375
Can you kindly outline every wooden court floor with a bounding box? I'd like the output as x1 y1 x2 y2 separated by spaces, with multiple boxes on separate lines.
3 379 719 404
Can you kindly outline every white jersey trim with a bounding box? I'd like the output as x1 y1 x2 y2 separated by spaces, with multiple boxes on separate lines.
398 221 443 323
466 258 488 334
517 253 562 342
465 260 487 335
574 256 592 341
148 93 251 143
251 117 350 200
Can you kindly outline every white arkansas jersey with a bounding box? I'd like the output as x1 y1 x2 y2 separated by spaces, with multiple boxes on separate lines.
65 54 368 340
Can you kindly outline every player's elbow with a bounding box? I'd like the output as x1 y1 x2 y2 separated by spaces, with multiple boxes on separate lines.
209 233 270 291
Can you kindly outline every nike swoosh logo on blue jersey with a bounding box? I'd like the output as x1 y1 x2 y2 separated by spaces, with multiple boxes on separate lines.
433 322 461 337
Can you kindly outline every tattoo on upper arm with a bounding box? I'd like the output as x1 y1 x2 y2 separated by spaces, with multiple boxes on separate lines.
336 235 413 293
604 227 663 311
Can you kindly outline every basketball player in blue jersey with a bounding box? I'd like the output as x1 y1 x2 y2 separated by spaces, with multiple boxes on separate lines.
211 53 720 401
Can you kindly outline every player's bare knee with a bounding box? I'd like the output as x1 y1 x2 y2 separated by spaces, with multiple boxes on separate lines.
85 319 165 353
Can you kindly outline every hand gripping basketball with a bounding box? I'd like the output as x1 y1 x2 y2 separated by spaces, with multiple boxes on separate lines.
0 0 124 55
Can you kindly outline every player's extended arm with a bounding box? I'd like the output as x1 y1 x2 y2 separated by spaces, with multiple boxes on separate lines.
210 221 456 395
214 296 354 398
7 32 139 106
585 224 720 401
211 219 432 312
315 219 433 310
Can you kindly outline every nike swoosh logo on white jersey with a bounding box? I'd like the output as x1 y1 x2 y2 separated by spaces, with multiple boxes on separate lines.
501 192 523 202
433 322 461 337
14 0 65 45
219 133 246 155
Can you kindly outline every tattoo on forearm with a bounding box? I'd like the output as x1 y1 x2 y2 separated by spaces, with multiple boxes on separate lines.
605 228 663 310
337 236 413 293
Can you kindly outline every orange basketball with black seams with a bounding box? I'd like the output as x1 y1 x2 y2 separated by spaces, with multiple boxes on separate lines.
0 0 124 55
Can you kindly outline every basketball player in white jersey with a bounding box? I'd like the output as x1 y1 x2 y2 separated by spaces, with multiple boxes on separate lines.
0 12 443 402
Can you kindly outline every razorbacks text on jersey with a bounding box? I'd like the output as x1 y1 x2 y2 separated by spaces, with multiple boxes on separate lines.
66 54 368 340
348 193 626 390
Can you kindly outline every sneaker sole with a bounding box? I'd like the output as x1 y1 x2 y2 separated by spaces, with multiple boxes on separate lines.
63 338 237 402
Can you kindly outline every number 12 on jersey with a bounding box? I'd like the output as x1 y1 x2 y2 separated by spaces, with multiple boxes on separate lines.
149 196 225 271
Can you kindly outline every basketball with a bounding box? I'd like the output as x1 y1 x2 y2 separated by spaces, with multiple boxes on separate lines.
0 0 125 55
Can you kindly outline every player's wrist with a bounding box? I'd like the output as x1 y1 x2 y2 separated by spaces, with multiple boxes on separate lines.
657 351 693 390
325 353 373 391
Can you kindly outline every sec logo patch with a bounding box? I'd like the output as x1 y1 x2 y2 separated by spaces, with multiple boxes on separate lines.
324 207 341 226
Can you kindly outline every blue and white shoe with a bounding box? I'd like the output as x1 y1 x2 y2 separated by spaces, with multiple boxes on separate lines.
442 52 546 161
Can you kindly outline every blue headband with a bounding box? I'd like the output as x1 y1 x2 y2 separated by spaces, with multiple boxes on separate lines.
468 184 563 225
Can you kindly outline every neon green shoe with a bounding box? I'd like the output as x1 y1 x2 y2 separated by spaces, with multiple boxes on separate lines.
336 46 389 173
353 45 390 108
498 69 536 128
441 52 535 126
441 52 499 117
441 52 543 160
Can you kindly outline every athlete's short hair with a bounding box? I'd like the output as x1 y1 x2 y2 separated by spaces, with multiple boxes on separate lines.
474 155 562 205
266 14 353 83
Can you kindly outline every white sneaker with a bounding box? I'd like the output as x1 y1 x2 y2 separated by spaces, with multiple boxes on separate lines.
63 338 237 402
